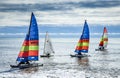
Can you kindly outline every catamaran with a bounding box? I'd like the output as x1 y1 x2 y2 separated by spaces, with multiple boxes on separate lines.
95 27 108 51
70 20 90 57
10 12 43 68
40 31 55 57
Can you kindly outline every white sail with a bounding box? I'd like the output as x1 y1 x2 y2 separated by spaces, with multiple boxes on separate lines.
103 28 108 48
43 32 54 55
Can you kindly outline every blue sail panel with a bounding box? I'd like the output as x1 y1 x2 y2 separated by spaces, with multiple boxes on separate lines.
81 20 89 39
75 50 88 53
25 34 29 40
28 56 38 61
17 57 28 62
29 13 39 40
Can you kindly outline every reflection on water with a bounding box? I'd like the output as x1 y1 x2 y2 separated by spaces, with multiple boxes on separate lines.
41 57 55 66
76 57 89 66
0 38 120 77
21 67 39 73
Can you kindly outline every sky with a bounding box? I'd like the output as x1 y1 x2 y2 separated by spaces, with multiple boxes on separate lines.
0 0 120 26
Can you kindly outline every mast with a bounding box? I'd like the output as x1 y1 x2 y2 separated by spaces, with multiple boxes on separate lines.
43 31 48 54
43 31 54 55
28 12 33 35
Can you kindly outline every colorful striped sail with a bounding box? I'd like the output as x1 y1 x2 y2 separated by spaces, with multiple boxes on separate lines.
75 20 90 54
99 27 108 49
17 12 39 62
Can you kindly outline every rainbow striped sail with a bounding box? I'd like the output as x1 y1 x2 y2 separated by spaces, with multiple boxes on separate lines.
17 12 39 62
75 20 89 54
98 27 108 49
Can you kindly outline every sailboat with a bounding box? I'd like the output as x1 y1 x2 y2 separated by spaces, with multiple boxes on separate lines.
10 12 43 68
70 20 90 57
40 31 55 57
95 27 108 51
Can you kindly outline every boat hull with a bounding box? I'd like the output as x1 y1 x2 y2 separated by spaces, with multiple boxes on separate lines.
40 55 53 57
10 63 43 69
95 49 107 51
70 54 88 58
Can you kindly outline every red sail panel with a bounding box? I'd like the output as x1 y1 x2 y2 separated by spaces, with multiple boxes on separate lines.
99 41 103 46
99 37 104 46
22 40 38 46
78 39 89 43
76 46 89 50
18 51 38 57
18 51 28 57
104 38 108 41
104 27 107 33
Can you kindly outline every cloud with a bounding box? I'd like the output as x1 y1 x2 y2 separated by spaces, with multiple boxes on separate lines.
0 3 69 12
68 1 120 8
0 1 120 12
0 0 120 26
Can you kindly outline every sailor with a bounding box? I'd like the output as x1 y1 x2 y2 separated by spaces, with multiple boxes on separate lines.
18 61 30 66
78 52 82 55
102 47 104 50
99 47 101 50
18 62 25 66
99 47 104 50
26 61 30 65
46 53 50 56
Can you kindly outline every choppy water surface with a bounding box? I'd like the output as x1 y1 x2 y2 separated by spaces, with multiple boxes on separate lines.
0 38 120 78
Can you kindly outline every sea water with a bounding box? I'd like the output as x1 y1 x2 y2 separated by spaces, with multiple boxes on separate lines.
0 38 120 78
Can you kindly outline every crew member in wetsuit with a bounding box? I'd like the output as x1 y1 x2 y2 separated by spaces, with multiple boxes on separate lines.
99 47 104 50
47 53 50 56
78 52 82 55
18 61 30 66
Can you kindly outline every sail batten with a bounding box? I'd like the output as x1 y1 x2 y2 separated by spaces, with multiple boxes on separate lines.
75 20 89 54
17 12 39 62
